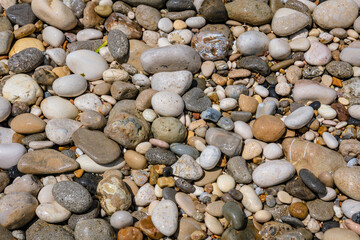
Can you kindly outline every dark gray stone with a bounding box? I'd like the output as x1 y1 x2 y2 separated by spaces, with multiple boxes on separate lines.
53 181 93 213
65 0 86 17
182 87 212 112
285 178 316 201
8 48 44 73
110 81 138 100
68 200 100 230
237 56 271 76
299 168 327 195
225 85 249 99
223 201 247 230
121 0 167 8
166 0 195 11
280 216 305 228
170 143 200 159
227 156 252 183
162 187 177 202
165 10 196 20
175 178 195 193
6 3 36 26
67 40 104 52
199 0 228 23
145 148 177 165
108 29 130 63
230 111 252 122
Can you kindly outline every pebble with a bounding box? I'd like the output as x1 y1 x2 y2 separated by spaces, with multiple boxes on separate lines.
217 174 235 193
66 50 108 80
0 143 26 169
0 192 38 229
284 106 313 129
304 41 332 66
73 128 121 164
269 38 291 60
306 199 334 221
42 26 64 47
252 115 286 142
140 45 201 74
253 160 295 188
263 143 283 160
41 96 79 119
322 132 339 149
204 212 224 235
349 105 360 120
151 91 184 117
151 70 192 95
183 88 212 112
17 149 79 174
240 185 262 213
175 192 196 216
135 183 156 206
77 29 103 41
225 0 272 25
108 29 129 64
3 74 43 105
313 0 358 29
293 80 337 105
36 201 71 223
52 74 87 97
299 168 327 195
198 145 221 170
223 201 246 230
31 0 77 30
334 167 360 201
45 118 82 145
318 105 337 119
74 219 116 240
110 211 133 229
8 48 44 73
271 8 310 36
151 117 186 143
236 31 270 56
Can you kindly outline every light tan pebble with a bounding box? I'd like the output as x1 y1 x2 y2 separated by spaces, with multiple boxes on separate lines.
124 150 147 170
204 213 224 235
42 176 57 186
142 109 157 122
149 138 169 149
135 142 152 155
101 95 116 105
240 185 262 213
321 75 333 87
328 43 339 51
30 106 42 117
212 183 223 197
154 184 162 198
333 205 343 218
36 201 71 223
232 26 245 37
277 190 293 204
319 32 333 44
29 141 54 150
318 105 337 119
338 97 349 105
275 82 291 96
309 29 320 37
37 184 55 203
323 228 360 240
173 20 187 30
304 131 315 141
307 36 319 42
216 175 235 193
194 140 206 152
289 37 310 52
254 210 272 223
291 198 302 204
353 67 360 77
348 29 359 39
308 218 320 233
148 200 160 215
335 121 347 129
102 69 129 82
242 141 262 160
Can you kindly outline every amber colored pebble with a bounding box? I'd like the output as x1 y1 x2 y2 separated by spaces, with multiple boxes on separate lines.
157 177 175 188
204 183 213 193
289 202 308 220
149 166 159 185
332 77 343 87
137 216 163 239
318 125 327 135
208 92 219 104
315 137 326 145
74 169 84 178
259 194 267 203
117 227 143 240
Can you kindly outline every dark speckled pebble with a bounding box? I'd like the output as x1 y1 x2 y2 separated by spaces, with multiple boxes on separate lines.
145 148 177 166
281 216 305 228
74 173 102 195
166 0 195 11
8 48 44 73
162 187 177 202
175 178 195 193
321 221 340 232
299 168 327 195
6 3 36 26
183 88 212 113
230 111 252 122
8 165 24 179
162 166 173 177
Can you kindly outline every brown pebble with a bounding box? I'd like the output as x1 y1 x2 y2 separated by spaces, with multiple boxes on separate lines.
124 150 147 170
117 227 143 240
289 202 308 220
318 172 334 188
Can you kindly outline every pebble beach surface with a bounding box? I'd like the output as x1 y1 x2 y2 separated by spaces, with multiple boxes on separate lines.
1 0 360 239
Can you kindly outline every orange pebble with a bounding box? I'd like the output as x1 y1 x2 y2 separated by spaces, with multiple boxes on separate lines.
332 77 343 87
74 169 84 178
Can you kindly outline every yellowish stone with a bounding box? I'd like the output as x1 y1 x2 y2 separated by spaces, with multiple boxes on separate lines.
9 38 45 57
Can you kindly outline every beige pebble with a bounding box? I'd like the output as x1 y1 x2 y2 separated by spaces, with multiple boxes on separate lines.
277 190 293 204
242 141 262 160
254 210 272 223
